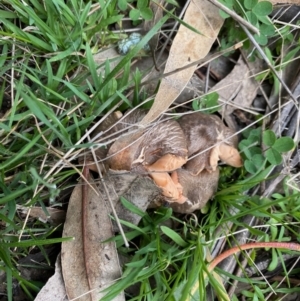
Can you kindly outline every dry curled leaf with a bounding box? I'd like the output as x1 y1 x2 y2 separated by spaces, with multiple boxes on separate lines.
210 55 261 130
18 205 65 226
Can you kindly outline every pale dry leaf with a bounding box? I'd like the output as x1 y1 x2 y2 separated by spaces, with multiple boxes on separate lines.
61 177 124 301
141 0 224 125
18 205 66 225
34 255 68 301
210 56 260 129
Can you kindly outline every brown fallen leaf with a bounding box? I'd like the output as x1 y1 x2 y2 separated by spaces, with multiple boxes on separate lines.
18 205 66 226
61 171 124 301
210 55 262 130
141 0 224 125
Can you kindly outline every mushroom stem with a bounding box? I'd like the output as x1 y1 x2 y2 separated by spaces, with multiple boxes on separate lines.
146 154 187 172
149 172 180 200
219 143 243 167
145 154 188 203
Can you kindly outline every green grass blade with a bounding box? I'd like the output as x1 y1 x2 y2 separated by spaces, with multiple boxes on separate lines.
21 91 72 145
49 38 81 62
2 237 73 248
0 134 41 170
93 13 170 100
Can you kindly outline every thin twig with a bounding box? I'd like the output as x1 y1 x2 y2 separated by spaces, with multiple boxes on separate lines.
90 147 129 248
241 24 299 108
140 41 244 88
208 0 259 35
208 242 300 272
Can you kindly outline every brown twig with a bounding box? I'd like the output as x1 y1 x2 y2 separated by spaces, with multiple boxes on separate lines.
208 242 300 272
139 41 244 89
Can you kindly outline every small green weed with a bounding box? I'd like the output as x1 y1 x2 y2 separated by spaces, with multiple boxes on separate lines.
239 128 294 174
219 0 275 47
192 91 221 114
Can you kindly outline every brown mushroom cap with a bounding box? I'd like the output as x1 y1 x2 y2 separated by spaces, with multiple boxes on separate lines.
131 119 188 170
107 110 188 202
106 109 148 170
178 112 242 174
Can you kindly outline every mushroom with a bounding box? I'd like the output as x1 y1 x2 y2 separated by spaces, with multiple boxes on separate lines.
89 110 243 211
107 111 188 202
86 109 146 172
168 112 243 213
